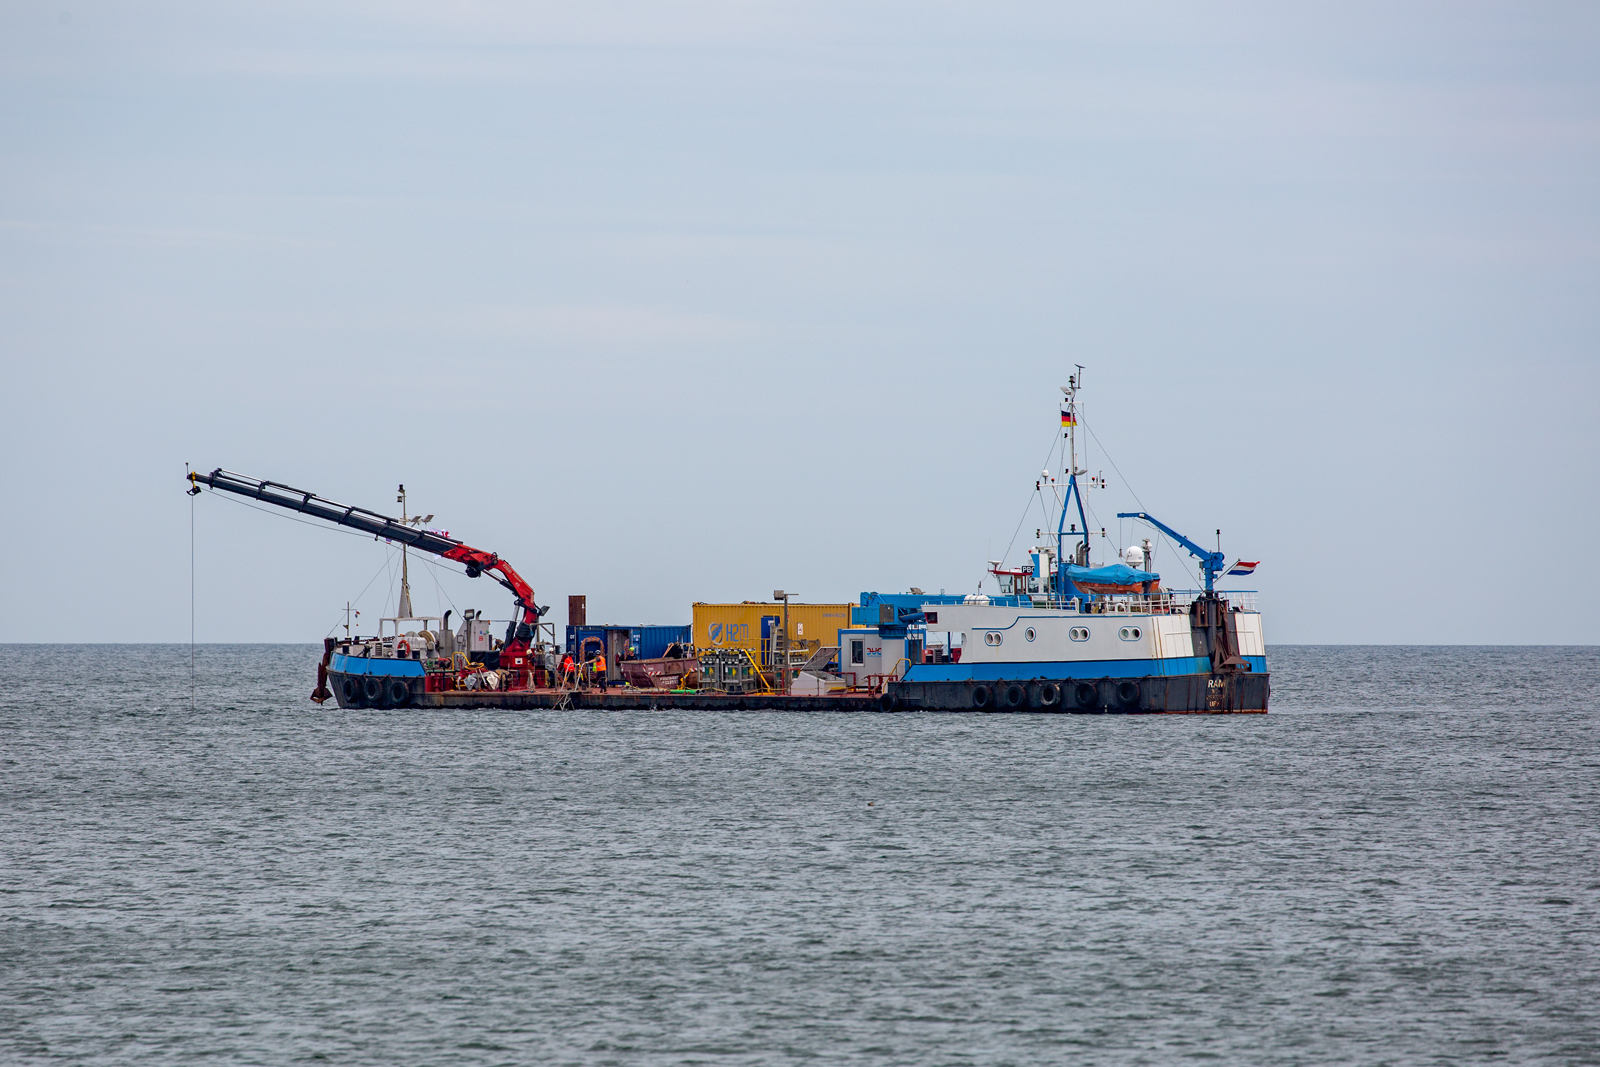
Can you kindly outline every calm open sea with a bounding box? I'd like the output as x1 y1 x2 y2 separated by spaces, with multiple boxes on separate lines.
2 644 1597 1065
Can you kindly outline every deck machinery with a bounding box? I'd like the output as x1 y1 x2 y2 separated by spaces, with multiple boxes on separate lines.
186 469 875 710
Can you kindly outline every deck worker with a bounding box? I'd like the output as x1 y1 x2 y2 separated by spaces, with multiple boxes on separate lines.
594 651 608 691
561 653 574 686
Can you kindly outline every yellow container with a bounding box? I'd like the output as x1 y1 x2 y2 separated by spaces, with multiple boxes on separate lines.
691 602 855 663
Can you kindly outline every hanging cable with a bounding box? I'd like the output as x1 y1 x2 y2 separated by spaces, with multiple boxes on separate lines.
190 472 196 712
323 554 399 639
1081 415 1187 583
999 424 1068 568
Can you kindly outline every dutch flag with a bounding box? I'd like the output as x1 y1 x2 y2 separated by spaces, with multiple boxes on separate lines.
1225 560 1259 576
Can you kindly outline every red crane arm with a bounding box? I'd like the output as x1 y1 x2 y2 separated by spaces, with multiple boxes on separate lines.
188 469 546 641
440 545 537 614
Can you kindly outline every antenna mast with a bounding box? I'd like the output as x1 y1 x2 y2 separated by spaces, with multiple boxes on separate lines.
1055 367 1092 596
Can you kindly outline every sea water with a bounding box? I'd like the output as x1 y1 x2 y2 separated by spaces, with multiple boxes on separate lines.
2 644 1596 1065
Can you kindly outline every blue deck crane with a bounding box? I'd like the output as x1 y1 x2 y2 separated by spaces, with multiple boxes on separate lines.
1116 512 1227 594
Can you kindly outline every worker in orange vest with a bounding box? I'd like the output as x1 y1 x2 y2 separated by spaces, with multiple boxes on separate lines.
560 653 574 686
593 651 608 691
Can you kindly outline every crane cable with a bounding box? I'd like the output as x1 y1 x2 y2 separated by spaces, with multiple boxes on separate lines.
190 467 196 713
1079 414 1186 580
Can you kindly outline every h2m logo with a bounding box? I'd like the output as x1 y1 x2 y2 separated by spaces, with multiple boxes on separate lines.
708 623 751 645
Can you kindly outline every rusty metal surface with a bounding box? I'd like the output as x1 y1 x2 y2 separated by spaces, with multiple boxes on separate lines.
619 656 700 690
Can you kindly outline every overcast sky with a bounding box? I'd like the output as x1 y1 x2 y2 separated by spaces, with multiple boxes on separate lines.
3 1 1597 644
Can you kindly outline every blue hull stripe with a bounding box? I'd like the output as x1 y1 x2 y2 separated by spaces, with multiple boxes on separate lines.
904 655 1267 682
330 653 425 678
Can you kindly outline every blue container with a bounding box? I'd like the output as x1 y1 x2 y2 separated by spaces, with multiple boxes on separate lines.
565 624 690 659
633 624 691 659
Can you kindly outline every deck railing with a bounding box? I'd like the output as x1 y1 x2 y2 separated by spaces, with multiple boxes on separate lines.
1015 590 1260 614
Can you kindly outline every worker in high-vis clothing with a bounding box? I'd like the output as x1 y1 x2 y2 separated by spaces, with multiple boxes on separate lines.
560 653 575 686
593 652 608 690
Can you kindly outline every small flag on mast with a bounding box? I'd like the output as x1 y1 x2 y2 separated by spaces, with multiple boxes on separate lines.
1225 560 1259 576
1060 407 1076 427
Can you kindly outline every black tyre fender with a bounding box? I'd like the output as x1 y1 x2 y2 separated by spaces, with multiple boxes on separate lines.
971 685 991 709
362 675 384 704
1073 681 1098 709
341 678 361 706
1116 680 1141 708
879 692 898 712
1039 682 1060 707
388 679 411 707
1004 684 1026 709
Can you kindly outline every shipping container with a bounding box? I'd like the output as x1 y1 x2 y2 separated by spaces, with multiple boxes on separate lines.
565 624 692 679
691 603 855 666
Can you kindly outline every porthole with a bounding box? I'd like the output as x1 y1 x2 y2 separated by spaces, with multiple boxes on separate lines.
1069 627 1089 642
1119 626 1143 641
984 631 1003 646
1024 627 1037 642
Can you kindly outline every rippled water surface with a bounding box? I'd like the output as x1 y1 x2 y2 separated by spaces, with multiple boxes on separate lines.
2 644 1598 1065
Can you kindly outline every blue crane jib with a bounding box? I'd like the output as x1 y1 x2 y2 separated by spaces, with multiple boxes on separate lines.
1116 512 1227 594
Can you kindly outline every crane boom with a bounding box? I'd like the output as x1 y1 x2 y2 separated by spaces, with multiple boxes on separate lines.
187 468 545 640
1116 511 1226 593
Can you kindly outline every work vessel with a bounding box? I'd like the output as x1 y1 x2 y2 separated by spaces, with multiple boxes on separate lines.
875 372 1267 712
185 373 1266 712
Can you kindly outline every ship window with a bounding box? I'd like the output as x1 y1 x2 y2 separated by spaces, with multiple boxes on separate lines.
1069 627 1089 642
984 631 1002 646
1119 626 1143 641
1024 627 1036 642
925 612 937 624
851 640 864 665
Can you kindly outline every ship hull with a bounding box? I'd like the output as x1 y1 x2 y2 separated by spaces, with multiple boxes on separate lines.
886 670 1268 713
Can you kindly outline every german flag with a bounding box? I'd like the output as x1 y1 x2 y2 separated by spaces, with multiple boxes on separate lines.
1060 407 1077 428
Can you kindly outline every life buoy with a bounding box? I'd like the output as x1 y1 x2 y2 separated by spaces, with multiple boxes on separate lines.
1073 681 1098 709
1039 682 1060 707
972 685 991 709
362 675 384 703
341 678 361 706
1117 680 1141 707
1004 684 1026 709
396 637 411 655
387 679 411 706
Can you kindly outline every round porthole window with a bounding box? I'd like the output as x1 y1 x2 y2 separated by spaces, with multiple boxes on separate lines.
1069 627 1089 642
984 631 1003 646
1024 627 1036 642
1119 626 1143 641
